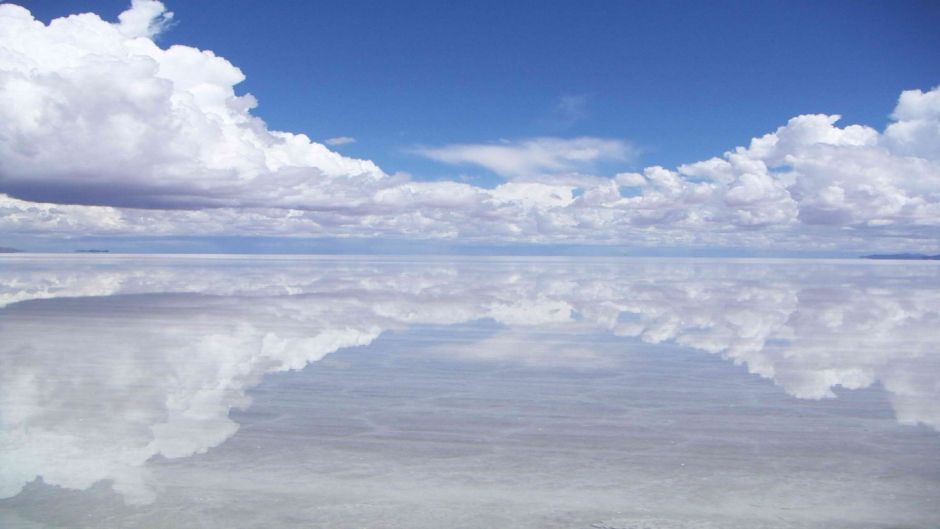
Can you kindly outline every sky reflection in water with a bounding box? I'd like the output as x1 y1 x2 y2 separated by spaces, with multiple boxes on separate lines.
1 256 938 528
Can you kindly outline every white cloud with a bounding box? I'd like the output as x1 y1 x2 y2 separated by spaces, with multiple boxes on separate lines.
414 137 636 181
883 87 940 159
117 0 174 38
324 136 356 146
0 2 938 251
0 1 385 209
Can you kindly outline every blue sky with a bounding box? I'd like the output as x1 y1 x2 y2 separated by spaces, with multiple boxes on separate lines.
1 1 939 254
27 0 940 181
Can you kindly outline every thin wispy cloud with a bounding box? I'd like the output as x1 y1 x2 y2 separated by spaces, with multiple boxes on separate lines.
412 137 637 181
552 94 589 127
324 136 356 146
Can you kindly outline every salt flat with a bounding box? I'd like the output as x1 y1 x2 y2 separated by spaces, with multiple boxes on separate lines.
1 256 938 528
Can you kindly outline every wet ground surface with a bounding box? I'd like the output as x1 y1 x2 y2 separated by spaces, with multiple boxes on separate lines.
1 255 938 528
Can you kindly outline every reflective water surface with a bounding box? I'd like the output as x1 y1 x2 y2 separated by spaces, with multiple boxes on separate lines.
1 255 939 528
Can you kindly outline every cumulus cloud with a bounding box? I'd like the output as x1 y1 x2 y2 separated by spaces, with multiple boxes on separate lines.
0 1 385 209
0 1 938 250
117 0 174 38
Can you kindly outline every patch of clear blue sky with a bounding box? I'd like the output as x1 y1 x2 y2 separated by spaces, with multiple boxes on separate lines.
28 0 940 186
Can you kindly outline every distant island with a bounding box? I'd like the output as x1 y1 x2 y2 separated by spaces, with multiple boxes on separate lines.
0 247 23 253
862 253 940 260
74 249 110 253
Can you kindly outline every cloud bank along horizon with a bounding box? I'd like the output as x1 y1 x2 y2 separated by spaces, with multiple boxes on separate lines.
0 0 938 251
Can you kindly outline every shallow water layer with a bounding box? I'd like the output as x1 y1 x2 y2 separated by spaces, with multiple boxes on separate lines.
1 255 938 528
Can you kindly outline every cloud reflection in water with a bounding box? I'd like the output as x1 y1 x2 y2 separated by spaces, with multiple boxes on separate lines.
0 256 938 515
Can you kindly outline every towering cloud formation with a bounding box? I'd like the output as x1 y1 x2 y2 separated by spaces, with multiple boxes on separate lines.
0 1 938 250
0 0 385 209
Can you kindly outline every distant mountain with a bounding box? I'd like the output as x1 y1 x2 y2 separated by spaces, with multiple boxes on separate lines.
0 247 23 253
862 253 940 260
